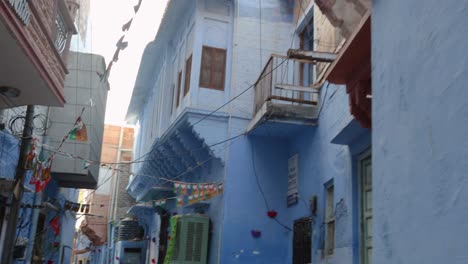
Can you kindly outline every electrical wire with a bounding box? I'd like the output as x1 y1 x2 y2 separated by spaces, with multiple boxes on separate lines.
82 116 269 211
121 58 288 168
250 139 291 232
316 82 331 121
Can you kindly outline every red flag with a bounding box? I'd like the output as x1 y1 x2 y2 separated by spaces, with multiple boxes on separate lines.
50 216 60 237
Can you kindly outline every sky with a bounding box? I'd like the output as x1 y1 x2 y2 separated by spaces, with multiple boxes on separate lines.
85 0 167 125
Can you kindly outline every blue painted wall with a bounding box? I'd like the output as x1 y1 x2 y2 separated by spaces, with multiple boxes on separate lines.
9 173 77 264
127 1 375 264
220 85 371 263
372 1 468 263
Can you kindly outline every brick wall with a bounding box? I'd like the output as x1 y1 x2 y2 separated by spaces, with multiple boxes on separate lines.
87 193 110 242
100 125 136 220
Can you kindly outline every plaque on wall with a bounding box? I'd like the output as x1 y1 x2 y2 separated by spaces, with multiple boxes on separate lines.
287 154 299 207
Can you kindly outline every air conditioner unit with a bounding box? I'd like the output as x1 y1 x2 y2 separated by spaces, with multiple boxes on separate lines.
171 214 209 264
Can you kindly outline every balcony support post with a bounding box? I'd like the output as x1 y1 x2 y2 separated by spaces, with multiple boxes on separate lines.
287 49 337 63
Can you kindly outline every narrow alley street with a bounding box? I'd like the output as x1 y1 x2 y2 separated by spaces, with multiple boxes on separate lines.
0 0 467 264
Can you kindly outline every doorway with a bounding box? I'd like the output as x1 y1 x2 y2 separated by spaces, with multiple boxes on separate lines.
293 217 312 264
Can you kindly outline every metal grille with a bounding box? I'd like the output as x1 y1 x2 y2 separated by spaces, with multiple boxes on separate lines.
293 217 312 264
118 219 141 241
54 11 68 54
158 213 170 263
185 222 196 261
193 223 204 261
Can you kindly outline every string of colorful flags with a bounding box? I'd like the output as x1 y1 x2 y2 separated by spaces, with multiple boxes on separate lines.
40 143 127 173
25 108 88 192
100 0 143 82
151 181 224 208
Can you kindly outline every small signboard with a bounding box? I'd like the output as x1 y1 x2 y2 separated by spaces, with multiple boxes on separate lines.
287 154 299 207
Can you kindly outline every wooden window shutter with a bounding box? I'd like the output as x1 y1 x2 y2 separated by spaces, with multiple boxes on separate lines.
176 71 182 107
199 46 226 90
170 84 175 114
184 55 192 96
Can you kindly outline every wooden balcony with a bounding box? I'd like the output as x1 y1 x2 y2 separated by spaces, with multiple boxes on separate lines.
249 54 320 132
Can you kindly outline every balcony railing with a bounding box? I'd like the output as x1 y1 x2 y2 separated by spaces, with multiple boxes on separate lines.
253 54 319 115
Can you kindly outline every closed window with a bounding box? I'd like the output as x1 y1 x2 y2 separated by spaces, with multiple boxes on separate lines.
199 46 226 90
184 55 192 96
176 71 182 107
324 181 335 256
170 84 175 114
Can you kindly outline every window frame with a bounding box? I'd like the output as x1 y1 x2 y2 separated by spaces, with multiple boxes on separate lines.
324 180 335 257
199 46 227 91
176 71 182 107
170 83 175 114
358 149 372 264
184 54 193 96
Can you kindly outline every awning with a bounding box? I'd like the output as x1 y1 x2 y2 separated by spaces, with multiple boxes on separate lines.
323 11 371 84
127 114 226 202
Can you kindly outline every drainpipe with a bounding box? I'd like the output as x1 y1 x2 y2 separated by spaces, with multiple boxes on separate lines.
60 245 72 264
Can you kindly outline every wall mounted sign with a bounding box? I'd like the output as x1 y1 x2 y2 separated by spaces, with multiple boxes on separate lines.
7 0 31 25
287 154 299 207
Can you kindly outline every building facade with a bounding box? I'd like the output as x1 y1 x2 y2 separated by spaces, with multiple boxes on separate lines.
123 0 372 263
123 0 468 264
0 0 79 263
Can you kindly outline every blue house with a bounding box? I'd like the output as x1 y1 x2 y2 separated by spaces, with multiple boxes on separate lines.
124 0 376 263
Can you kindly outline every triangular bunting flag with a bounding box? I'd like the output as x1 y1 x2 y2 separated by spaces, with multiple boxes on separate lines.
69 117 88 142
83 160 92 169
122 18 133 31
112 48 121 63
116 35 129 50
24 144 36 170
134 0 142 13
